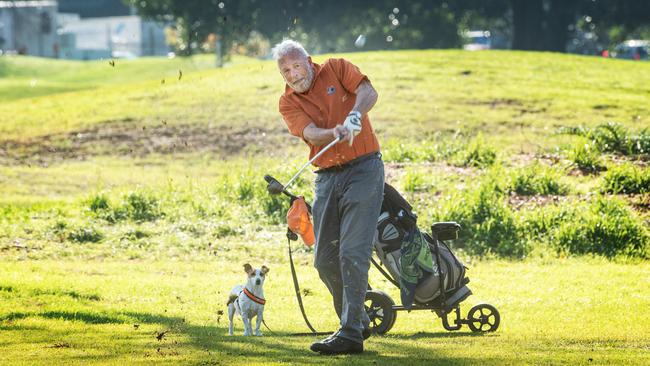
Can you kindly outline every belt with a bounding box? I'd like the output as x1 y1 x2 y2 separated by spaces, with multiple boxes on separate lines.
315 152 381 174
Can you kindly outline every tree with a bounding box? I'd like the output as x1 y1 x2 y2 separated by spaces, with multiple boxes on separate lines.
124 0 256 56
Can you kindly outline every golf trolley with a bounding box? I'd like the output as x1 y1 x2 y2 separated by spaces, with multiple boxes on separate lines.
265 175 500 335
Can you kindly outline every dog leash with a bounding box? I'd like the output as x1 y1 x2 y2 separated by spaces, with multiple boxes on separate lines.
286 230 332 336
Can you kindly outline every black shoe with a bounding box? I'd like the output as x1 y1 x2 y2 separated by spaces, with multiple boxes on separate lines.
362 327 371 340
324 328 369 341
323 330 340 342
310 336 363 355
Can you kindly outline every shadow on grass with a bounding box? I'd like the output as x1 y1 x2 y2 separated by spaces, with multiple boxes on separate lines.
0 287 499 365
402 331 498 339
0 308 500 365
0 283 102 301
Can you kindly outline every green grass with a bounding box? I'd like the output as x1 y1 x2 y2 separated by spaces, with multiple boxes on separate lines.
601 163 650 194
2 50 650 143
1 258 648 365
1 50 649 364
0 54 221 101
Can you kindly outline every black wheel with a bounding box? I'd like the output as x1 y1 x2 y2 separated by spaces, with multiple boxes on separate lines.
364 290 396 335
467 303 500 332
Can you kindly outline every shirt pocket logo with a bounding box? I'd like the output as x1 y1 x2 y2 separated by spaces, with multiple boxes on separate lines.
327 86 336 95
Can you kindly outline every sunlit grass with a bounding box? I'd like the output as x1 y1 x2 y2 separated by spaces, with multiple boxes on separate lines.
1 49 649 364
0 258 648 365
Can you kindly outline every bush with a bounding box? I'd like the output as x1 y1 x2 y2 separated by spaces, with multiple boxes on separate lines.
601 163 650 194
509 164 569 196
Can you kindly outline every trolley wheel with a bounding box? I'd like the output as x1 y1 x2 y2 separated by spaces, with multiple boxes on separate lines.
364 290 396 335
467 303 500 332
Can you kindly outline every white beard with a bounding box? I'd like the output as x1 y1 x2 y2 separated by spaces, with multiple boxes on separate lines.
288 65 314 93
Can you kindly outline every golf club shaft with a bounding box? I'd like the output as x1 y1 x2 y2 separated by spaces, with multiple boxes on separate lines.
283 136 340 192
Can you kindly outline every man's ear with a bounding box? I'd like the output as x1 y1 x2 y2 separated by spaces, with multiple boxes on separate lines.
244 263 253 274
307 56 312 64
261 265 270 275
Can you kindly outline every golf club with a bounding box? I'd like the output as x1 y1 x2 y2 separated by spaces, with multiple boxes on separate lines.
265 136 340 195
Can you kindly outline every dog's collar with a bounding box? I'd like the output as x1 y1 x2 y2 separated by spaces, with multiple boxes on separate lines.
243 288 266 305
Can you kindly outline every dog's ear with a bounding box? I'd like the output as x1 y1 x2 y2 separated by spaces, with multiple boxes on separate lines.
261 265 270 275
243 263 253 274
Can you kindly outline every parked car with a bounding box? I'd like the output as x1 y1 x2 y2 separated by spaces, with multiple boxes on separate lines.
609 40 649 60
463 30 491 51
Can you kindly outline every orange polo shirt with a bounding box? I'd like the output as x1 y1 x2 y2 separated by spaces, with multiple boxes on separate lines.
279 58 380 169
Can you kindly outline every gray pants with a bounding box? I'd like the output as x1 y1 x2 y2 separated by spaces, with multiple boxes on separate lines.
312 155 384 343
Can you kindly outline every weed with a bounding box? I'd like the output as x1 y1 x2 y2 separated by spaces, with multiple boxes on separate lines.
553 196 648 258
88 194 109 212
569 141 604 173
558 122 650 157
121 229 151 241
123 191 163 222
519 196 649 258
434 176 523 257
509 164 569 196
601 163 650 194
68 226 104 243
403 169 426 192
457 135 496 168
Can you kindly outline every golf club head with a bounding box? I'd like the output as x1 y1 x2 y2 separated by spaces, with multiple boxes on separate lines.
264 175 285 195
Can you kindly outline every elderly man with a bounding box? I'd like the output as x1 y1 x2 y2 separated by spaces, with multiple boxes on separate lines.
273 39 384 355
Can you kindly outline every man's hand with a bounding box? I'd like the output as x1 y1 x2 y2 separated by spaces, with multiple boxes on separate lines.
342 111 362 146
333 125 349 141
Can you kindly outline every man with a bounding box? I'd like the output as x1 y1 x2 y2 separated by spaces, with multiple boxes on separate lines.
273 39 384 355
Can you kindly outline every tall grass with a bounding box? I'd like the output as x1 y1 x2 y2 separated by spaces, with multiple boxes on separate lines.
559 122 650 157
428 171 648 259
508 163 569 196
601 163 650 194
568 141 604 173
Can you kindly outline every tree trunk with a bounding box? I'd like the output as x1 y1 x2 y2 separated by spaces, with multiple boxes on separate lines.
546 0 576 52
512 0 544 50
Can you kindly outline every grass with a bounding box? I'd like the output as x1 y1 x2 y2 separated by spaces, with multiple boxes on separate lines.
601 163 650 194
0 258 648 365
1 49 649 364
0 54 220 102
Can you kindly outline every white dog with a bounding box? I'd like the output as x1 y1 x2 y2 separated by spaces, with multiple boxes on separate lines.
227 263 269 336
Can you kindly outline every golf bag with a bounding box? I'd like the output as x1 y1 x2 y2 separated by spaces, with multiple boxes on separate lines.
373 183 467 305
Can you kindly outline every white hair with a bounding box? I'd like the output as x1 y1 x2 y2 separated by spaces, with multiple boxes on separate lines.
271 39 309 61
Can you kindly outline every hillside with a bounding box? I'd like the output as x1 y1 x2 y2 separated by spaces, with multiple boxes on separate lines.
0 50 649 365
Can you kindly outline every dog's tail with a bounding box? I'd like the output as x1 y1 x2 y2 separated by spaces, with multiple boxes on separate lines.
226 294 238 306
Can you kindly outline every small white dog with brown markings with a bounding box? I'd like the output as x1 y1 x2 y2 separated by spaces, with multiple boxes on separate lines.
227 263 269 336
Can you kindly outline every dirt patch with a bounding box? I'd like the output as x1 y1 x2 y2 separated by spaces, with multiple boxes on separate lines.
0 119 289 166
468 98 523 108
467 98 547 115
508 194 569 210
625 194 650 213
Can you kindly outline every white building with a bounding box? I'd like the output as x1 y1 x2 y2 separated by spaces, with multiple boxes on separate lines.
0 0 168 60
0 1 58 57
57 14 169 60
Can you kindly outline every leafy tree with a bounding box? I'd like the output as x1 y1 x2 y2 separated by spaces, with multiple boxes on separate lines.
124 0 257 55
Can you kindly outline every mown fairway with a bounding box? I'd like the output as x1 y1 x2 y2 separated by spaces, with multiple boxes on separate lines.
1 50 649 365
